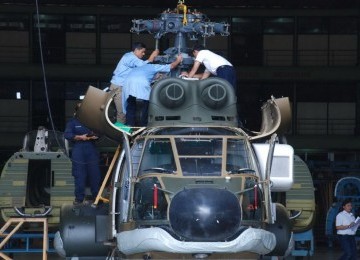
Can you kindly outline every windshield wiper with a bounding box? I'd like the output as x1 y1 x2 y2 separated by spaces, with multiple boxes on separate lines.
227 168 255 174
142 167 176 174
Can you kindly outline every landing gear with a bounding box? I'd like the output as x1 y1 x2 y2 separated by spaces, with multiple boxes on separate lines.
265 203 292 257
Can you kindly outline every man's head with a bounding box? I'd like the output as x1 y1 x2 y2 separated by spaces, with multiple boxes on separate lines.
342 198 353 213
132 42 147 59
192 44 205 57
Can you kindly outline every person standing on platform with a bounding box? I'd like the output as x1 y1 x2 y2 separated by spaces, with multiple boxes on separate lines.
336 198 359 260
123 54 183 127
64 103 101 205
110 42 159 123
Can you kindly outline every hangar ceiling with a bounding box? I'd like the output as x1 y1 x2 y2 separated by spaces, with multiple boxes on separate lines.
0 0 358 9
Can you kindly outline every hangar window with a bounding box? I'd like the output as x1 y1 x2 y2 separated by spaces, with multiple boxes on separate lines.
263 17 294 34
298 17 328 34
32 81 65 130
65 15 96 32
329 17 358 34
0 13 29 31
33 14 64 30
231 17 262 34
296 83 356 135
231 35 263 66
33 14 65 63
0 81 29 99
100 15 138 33
100 15 135 64
65 15 96 64
296 83 356 102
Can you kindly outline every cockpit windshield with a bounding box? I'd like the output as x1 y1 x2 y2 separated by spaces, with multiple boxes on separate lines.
138 136 252 176
176 137 222 176
139 138 176 175
226 139 253 174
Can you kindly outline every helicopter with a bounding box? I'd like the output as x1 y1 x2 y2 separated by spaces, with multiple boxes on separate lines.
54 78 296 259
53 1 315 259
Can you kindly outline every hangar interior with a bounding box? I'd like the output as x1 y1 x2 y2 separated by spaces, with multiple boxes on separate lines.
0 0 360 247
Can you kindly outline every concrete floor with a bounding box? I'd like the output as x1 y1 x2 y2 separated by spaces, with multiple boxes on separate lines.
6 243 345 259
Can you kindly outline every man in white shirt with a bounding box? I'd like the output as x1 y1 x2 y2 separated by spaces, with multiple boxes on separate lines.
181 44 236 90
336 199 358 259
181 44 243 127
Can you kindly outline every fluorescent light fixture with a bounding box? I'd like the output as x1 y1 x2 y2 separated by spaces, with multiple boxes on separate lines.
16 92 21 99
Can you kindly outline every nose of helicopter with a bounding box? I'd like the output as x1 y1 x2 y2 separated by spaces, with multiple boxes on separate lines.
169 188 241 241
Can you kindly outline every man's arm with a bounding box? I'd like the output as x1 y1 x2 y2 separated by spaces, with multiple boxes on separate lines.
336 224 353 230
187 61 201 78
64 120 75 140
170 55 183 69
200 70 211 79
147 49 160 63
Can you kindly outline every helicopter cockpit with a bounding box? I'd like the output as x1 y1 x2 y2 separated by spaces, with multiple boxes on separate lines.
129 128 261 228
138 134 253 177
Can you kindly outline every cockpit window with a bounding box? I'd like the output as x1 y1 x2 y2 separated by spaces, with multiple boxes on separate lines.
226 139 252 173
138 136 252 177
176 138 222 176
139 138 176 176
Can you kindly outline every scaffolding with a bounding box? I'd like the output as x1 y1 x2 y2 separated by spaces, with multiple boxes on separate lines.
0 207 52 260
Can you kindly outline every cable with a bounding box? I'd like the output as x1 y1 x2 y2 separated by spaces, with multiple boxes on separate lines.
34 0 57 132
34 0 79 163
34 0 67 157
34 0 101 166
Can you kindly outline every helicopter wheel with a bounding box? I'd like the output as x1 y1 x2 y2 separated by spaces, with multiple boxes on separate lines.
265 203 292 257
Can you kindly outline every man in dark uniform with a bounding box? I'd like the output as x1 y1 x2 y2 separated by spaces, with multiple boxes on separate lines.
64 103 101 205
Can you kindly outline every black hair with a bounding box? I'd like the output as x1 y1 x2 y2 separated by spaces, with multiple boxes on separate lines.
192 44 205 52
132 42 146 51
342 198 352 207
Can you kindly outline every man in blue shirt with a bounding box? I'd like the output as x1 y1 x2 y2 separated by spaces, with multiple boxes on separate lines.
123 54 183 126
64 103 101 205
110 42 159 123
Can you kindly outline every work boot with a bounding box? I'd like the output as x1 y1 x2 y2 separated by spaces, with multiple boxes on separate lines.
83 199 94 205
73 199 83 206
